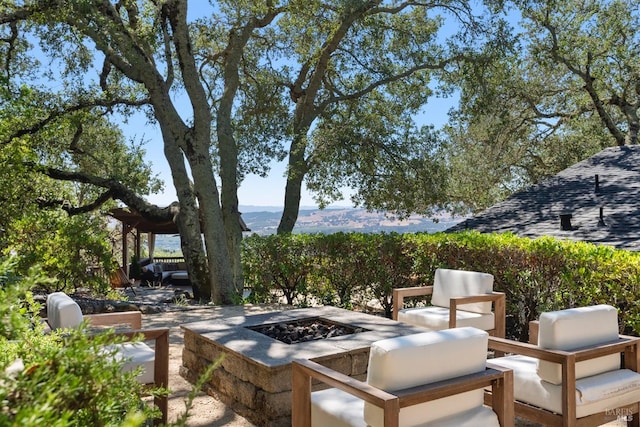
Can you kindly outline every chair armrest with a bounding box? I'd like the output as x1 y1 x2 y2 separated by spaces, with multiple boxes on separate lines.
450 292 506 338
292 358 399 427
83 311 143 330
392 286 434 320
572 336 640 365
488 335 640 364
394 367 509 404
488 336 570 363
292 358 397 406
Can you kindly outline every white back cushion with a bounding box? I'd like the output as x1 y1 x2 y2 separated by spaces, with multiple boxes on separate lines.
363 327 488 427
47 292 83 330
537 305 621 385
431 268 494 314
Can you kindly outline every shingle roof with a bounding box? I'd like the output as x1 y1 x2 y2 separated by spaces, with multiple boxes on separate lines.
446 145 640 251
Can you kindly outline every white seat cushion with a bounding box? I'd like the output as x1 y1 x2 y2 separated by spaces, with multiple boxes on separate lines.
364 327 491 427
311 388 498 427
397 306 495 331
105 342 156 385
311 388 367 427
431 269 494 314
418 406 499 427
47 292 83 330
537 305 621 384
490 355 640 418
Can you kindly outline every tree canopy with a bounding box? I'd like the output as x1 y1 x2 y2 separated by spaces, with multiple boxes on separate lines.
445 0 640 212
1 0 513 302
4 0 636 301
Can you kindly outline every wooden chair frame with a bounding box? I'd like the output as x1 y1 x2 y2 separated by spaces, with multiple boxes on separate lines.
291 358 514 427
392 285 507 338
486 334 640 427
110 267 137 295
46 310 169 425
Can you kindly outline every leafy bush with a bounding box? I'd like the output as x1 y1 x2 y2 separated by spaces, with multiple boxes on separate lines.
242 231 640 340
3 211 113 294
242 234 316 305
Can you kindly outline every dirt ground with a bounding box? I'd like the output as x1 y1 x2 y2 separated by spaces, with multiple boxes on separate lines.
135 291 626 427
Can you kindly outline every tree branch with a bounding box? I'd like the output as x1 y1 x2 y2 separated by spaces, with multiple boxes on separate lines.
3 96 149 144
37 189 114 215
321 56 462 109
25 161 173 222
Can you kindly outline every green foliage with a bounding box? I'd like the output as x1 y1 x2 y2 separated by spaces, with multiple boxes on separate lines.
242 233 316 305
0 257 157 426
129 254 142 280
3 210 113 294
446 0 640 213
242 231 640 341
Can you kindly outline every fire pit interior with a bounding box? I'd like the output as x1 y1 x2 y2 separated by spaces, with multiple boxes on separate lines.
247 317 370 344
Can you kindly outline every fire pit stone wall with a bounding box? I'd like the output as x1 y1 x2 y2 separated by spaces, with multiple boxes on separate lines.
180 306 427 427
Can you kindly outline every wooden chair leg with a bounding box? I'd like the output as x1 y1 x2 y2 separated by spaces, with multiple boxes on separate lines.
291 362 312 427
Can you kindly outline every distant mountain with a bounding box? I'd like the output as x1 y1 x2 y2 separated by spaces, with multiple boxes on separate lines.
153 207 463 252
240 207 462 235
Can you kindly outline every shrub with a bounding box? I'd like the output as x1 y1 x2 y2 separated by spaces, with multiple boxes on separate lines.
242 231 640 341
3 211 113 294
242 234 316 305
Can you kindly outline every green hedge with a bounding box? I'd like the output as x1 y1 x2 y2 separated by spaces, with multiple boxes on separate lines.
242 231 640 340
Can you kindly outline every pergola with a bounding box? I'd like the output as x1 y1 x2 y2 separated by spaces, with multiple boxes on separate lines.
109 207 250 274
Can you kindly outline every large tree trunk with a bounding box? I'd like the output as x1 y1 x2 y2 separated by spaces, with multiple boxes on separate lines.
215 15 280 294
276 3 374 234
190 157 235 304
164 139 212 300
278 119 313 234
217 28 246 297
165 0 236 304
278 144 307 234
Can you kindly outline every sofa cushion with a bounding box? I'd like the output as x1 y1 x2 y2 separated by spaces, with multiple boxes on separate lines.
363 327 489 427
490 355 640 418
311 388 499 427
430 269 494 314
537 305 621 384
311 388 367 427
397 306 495 331
171 272 189 281
46 292 83 330
104 342 156 385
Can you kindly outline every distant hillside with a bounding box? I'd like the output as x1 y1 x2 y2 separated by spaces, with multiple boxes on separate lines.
153 208 463 252
241 208 462 235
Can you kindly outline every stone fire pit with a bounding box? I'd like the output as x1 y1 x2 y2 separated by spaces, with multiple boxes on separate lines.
180 306 427 427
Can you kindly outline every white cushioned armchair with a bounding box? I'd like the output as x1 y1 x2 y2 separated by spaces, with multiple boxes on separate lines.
392 268 506 338
292 327 514 427
487 304 640 427
45 292 169 424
